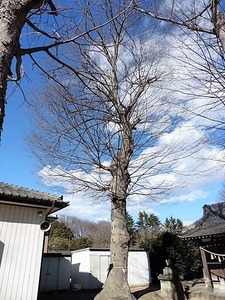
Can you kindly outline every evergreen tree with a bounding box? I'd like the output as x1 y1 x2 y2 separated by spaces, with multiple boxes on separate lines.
48 220 74 251
164 216 184 234
125 212 136 246
70 237 93 251
136 211 161 230
136 211 161 249
50 220 74 239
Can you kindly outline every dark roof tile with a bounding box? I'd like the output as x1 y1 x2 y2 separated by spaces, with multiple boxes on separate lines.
181 202 225 239
0 182 69 210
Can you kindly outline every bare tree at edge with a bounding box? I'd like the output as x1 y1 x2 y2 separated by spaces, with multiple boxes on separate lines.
0 0 127 138
135 0 225 154
135 0 225 49
0 0 60 136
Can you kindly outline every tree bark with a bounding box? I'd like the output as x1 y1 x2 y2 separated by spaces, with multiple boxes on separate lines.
95 119 136 299
0 0 39 135
94 198 136 300
211 0 225 50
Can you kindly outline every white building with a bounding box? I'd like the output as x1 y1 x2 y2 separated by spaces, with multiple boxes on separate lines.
39 253 71 292
71 248 151 289
0 182 68 300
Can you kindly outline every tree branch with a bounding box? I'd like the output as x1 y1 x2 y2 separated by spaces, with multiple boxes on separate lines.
25 18 60 40
135 4 213 34
20 1 135 55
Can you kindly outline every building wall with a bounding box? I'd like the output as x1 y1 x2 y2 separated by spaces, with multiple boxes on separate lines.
71 248 91 289
128 251 150 286
40 254 71 291
0 204 46 300
90 252 110 285
71 249 151 289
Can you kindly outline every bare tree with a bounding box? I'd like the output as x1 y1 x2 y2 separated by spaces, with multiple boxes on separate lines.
89 221 111 248
60 215 111 247
135 1 225 155
135 1 224 48
0 0 126 138
28 1 202 299
0 0 60 136
60 215 94 238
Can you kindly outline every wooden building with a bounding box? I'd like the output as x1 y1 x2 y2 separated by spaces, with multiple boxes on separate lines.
0 182 68 300
181 202 225 290
181 202 225 250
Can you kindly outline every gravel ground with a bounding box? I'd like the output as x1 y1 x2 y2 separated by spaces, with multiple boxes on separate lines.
38 285 161 300
38 281 225 300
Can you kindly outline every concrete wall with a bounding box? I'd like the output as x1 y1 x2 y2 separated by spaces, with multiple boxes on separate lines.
0 204 46 300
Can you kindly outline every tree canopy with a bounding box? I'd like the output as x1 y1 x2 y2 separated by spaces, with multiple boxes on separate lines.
48 220 93 251
27 2 223 298
3 1 225 299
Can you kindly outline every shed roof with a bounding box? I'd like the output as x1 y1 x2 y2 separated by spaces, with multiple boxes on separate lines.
181 202 225 239
0 182 69 213
71 247 147 253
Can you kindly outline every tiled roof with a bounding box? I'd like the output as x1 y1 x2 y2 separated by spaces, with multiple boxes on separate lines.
0 182 69 209
181 202 225 239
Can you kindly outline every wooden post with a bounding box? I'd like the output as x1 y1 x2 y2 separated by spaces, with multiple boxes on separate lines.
200 247 213 291
43 232 49 253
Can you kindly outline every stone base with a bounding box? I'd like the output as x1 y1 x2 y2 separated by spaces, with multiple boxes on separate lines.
158 266 185 300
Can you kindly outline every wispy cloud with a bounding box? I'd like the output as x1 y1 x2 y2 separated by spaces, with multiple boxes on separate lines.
37 8 225 223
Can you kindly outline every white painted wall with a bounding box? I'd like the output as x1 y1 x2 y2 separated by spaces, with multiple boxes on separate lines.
0 204 46 300
90 253 110 283
90 251 110 289
71 248 92 289
40 255 71 291
128 251 150 286
71 249 151 289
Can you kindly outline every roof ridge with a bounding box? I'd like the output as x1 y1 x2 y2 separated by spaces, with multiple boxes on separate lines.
0 181 55 194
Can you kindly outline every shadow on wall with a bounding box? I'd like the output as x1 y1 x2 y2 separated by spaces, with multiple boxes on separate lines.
71 263 103 290
39 254 71 292
0 241 4 266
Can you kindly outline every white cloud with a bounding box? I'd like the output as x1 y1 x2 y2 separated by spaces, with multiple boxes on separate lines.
38 138 225 222
37 9 225 223
164 190 209 204
61 192 111 222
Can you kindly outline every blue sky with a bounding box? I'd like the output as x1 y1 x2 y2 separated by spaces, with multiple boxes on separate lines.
0 50 224 227
0 100 222 225
0 0 225 226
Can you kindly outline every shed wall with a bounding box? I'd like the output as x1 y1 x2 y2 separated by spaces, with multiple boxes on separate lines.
90 253 110 284
40 255 71 291
128 251 150 286
0 204 46 300
71 248 91 289
71 249 151 289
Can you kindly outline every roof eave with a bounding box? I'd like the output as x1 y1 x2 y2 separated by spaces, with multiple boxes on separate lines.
0 196 69 212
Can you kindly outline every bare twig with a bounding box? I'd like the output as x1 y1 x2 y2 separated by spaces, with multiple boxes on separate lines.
135 4 213 34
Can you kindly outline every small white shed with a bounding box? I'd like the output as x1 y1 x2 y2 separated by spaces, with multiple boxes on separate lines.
40 253 71 291
0 182 68 300
71 248 151 289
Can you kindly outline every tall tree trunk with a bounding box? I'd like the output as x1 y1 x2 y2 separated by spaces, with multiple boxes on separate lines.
211 0 225 50
94 198 136 300
95 121 135 300
0 0 38 135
